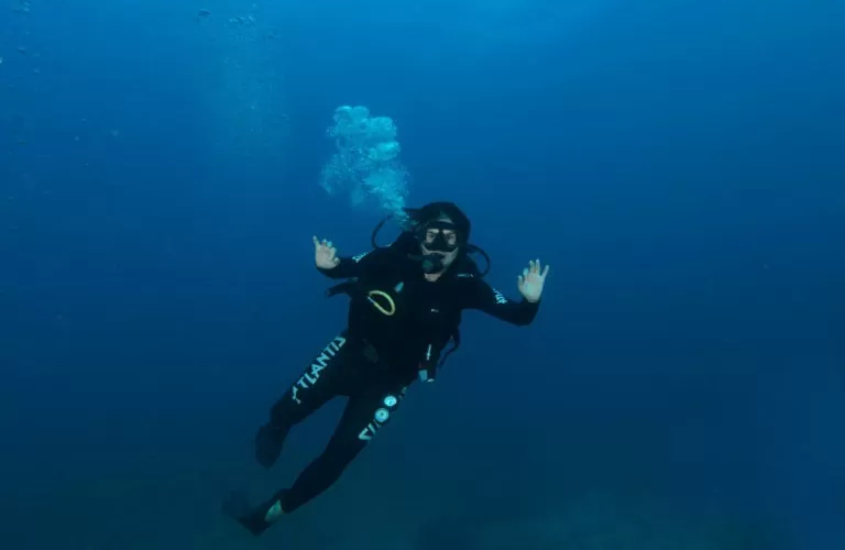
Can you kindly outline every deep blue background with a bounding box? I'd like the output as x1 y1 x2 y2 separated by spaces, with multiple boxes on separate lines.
1 1 843 549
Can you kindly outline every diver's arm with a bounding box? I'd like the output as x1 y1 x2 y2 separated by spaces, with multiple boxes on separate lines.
462 278 540 326
315 231 419 279
316 249 390 279
313 235 388 279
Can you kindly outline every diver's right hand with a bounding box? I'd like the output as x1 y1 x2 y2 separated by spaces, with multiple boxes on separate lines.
313 236 341 269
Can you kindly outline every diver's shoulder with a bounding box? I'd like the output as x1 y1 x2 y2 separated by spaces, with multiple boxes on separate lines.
452 270 479 280
448 269 485 291
450 254 484 281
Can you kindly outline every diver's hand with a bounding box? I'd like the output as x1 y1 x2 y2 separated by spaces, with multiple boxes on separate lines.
313 236 340 269
518 259 550 303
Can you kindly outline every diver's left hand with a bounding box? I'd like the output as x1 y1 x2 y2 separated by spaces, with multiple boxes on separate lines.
518 259 550 303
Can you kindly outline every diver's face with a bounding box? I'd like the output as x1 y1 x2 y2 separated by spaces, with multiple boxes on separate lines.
421 226 460 270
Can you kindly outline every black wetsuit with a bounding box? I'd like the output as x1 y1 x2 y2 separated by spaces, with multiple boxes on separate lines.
244 236 540 526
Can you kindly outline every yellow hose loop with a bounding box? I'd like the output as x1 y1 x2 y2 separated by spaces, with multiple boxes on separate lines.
367 290 396 316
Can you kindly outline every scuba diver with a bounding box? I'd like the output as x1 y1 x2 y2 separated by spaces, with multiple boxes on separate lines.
223 201 550 536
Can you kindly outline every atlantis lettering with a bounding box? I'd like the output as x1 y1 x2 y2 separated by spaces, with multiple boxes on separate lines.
291 335 347 405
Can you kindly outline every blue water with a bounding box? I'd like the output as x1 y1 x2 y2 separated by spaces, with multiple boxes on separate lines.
1 1 843 549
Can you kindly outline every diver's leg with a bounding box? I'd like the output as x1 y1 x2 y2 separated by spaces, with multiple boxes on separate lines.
279 384 407 514
225 383 406 536
254 332 352 469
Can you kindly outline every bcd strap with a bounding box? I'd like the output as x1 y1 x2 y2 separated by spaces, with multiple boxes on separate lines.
418 328 461 383
326 280 358 298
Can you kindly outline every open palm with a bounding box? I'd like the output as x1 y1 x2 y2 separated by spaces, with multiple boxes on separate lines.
518 259 550 303
313 236 340 269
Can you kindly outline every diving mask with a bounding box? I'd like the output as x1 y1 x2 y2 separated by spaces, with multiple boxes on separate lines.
417 219 461 253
